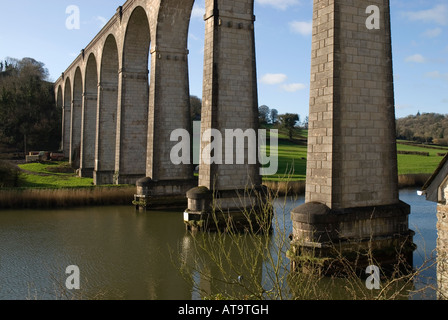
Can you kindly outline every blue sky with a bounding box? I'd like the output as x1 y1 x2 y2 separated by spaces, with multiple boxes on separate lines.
1 0 447 120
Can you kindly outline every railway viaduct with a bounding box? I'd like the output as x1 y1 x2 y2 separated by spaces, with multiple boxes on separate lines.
55 0 414 266
55 0 259 194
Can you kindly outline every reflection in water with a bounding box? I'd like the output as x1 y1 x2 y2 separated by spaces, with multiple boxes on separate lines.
402 189 438 299
0 189 439 300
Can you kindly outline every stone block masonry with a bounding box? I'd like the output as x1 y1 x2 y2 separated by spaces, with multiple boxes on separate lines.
184 0 271 231
55 0 267 218
199 0 260 191
436 181 448 299
56 0 198 187
438 200 448 300
306 0 398 209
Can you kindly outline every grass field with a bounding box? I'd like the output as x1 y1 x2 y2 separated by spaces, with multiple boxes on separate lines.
17 161 95 188
8 133 448 189
261 130 448 182
397 143 447 175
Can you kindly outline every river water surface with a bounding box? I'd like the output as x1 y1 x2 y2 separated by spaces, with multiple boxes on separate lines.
0 188 439 300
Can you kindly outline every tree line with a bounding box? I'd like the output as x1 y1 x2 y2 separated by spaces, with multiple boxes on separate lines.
0 57 61 155
396 112 448 145
189 98 306 141
259 105 306 140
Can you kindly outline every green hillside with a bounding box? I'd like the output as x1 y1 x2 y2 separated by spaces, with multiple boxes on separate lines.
261 129 448 182
7 130 448 188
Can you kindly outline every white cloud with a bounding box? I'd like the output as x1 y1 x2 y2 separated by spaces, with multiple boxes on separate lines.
191 5 205 20
260 73 306 92
281 83 306 92
261 73 287 85
256 0 300 10
189 33 200 41
405 54 426 63
422 27 442 38
95 16 108 29
289 21 313 36
403 4 448 26
425 71 448 81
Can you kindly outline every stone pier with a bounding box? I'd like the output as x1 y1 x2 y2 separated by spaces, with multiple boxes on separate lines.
184 0 271 232
289 0 414 273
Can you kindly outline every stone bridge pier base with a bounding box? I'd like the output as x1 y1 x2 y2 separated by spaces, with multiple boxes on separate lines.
134 177 198 211
289 0 415 274
289 202 414 276
184 186 272 232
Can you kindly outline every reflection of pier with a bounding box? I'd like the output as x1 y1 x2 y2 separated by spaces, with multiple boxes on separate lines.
179 233 264 299
421 154 448 300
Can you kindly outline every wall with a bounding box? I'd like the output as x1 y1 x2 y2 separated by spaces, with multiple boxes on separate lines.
437 183 448 299
305 0 399 209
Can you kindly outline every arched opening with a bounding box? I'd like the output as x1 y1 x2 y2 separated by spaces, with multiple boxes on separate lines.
79 53 98 177
95 34 119 185
56 85 63 108
56 86 64 152
71 67 83 168
63 78 72 158
146 0 195 181
116 6 151 184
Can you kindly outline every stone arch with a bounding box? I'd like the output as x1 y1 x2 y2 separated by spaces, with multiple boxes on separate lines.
56 85 64 152
71 67 83 168
63 78 71 158
155 0 195 48
79 53 98 177
94 34 119 185
56 85 63 108
146 0 195 181
64 78 72 109
114 6 151 184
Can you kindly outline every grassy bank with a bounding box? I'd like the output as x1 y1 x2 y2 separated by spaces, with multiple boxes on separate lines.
397 142 448 175
0 186 136 209
0 161 135 209
260 133 446 192
17 161 94 188
1 135 446 208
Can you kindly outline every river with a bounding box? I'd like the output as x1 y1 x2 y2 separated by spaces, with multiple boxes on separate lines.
0 188 438 300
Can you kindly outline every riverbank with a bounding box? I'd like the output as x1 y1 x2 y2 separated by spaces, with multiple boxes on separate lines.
264 173 431 197
0 173 431 210
0 186 136 209
0 150 437 209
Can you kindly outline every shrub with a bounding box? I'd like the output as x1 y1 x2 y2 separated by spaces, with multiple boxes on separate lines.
0 160 19 187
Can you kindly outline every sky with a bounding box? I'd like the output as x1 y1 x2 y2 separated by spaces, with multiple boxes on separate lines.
1 0 447 121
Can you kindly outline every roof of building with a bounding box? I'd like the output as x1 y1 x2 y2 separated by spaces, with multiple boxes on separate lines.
421 153 448 203
422 153 448 191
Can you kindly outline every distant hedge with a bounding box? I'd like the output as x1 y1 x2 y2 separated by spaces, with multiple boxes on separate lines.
397 151 429 156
